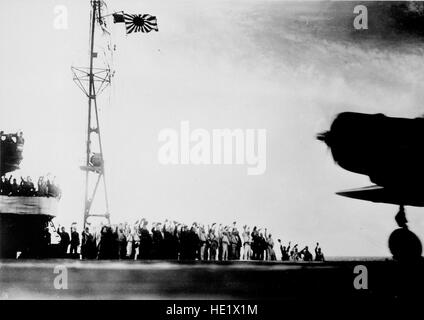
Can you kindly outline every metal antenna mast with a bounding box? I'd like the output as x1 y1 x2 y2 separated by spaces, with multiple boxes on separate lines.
72 0 112 229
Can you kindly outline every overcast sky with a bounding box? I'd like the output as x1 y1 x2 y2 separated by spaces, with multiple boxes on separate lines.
1 0 424 256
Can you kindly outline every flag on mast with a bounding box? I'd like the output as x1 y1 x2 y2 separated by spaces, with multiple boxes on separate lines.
113 12 158 34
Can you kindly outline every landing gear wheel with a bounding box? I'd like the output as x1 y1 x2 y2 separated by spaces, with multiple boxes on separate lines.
388 227 422 262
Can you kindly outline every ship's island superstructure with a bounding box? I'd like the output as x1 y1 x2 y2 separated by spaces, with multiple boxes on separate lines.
0 132 58 258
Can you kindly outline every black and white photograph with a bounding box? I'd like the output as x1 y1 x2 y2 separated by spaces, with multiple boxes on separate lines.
1 0 424 313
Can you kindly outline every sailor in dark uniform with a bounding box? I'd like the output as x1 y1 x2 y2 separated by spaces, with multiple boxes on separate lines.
57 226 70 257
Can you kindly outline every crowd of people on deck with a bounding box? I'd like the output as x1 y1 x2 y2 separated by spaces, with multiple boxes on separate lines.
278 240 324 262
0 175 61 198
49 219 325 262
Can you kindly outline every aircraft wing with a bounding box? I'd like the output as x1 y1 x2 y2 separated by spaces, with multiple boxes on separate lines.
336 185 424 207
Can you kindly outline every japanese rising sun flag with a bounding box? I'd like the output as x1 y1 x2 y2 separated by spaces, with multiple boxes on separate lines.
113 13 159 34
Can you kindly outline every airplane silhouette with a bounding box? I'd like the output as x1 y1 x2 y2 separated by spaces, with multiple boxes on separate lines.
318 112 423 261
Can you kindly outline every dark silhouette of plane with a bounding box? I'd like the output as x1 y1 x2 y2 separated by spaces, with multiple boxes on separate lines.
318 112 423 261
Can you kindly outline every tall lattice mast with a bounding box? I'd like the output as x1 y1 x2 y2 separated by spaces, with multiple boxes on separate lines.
72 0 112 229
